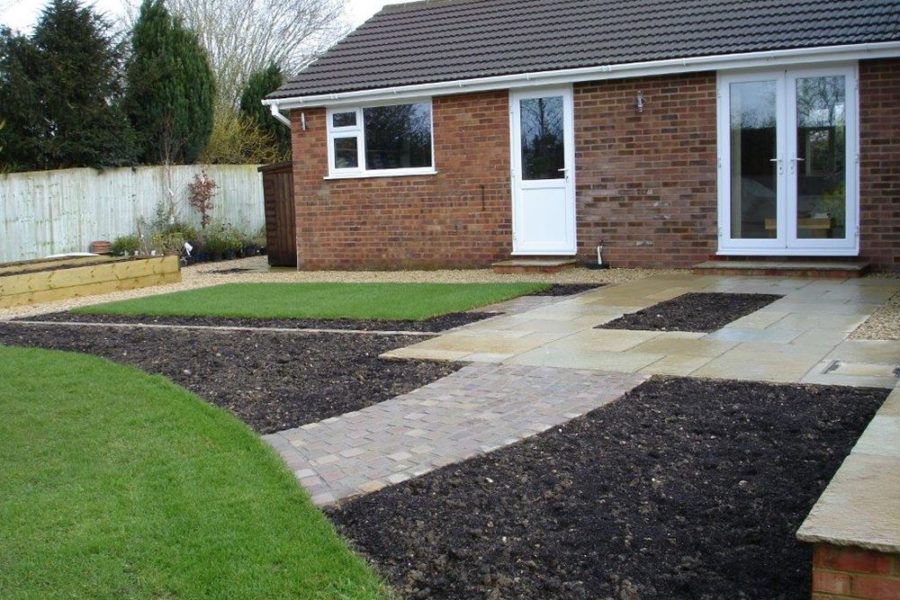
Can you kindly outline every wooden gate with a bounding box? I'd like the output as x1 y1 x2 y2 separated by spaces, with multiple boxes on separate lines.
258 162 297 268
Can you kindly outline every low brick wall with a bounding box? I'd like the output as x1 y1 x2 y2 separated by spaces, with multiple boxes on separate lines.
799 384 900 600
812 544 900 599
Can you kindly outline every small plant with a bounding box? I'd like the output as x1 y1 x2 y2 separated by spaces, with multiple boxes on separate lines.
110 235 140 256
150 231 185 255
188 171 217 229
199 221 243 259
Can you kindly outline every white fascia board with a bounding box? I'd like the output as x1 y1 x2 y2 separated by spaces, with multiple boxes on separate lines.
263 41 900 110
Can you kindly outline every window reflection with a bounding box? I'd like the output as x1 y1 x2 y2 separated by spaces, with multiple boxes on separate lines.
363 103 432 170
796 76 846 239
520 96 564 180
729 80 777 239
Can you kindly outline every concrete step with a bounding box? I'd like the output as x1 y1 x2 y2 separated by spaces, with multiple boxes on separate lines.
492 258 577 274
693 260 871 278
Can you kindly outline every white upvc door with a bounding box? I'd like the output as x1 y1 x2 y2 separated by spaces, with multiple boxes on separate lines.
510 87 576 255
717 65 858 256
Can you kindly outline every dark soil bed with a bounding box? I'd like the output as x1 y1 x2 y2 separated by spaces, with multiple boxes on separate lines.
329 377 885 600
600 292 782 332
22 310 496 332
527 284 602 297
0 323 459 434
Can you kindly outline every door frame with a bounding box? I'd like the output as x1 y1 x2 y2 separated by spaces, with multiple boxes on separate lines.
716 64 859 256
509 86 577 255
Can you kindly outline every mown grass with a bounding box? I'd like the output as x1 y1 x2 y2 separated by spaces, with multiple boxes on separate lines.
74 282 549 320
0 345 391 600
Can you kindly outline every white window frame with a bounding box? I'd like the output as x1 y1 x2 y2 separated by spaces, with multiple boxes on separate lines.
716 64 859 256
325 99 436 179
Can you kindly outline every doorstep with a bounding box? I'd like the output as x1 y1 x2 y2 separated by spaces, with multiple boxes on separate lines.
492 258 577 274
693 260 870 279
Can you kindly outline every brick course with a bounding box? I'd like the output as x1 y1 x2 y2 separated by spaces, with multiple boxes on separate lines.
289 91 512 270
573 72 719 268
288 63 898 271
811 543 900 600
859 58 900 272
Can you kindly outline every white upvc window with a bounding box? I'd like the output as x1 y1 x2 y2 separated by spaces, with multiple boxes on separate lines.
325 100 435 178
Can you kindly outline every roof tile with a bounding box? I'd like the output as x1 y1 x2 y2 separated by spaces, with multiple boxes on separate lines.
270 0 900 99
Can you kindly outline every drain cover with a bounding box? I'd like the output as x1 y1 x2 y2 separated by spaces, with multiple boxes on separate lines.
823 360 900 378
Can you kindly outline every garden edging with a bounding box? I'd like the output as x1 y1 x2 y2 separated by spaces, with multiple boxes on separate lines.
797 382 900 599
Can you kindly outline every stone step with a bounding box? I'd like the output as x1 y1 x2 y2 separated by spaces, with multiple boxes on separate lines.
693 260 871 278
492 258 578 274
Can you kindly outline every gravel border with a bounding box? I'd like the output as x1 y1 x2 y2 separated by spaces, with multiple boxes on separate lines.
851 287 900 341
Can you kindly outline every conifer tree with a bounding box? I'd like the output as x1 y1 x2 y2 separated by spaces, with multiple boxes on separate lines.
239 64 291 159
125 0 215 164
0 1 136 171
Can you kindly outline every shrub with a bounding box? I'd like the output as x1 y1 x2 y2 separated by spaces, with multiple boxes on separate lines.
110 235 140 256
150 230 184 255
200 221 243 258
188 170 217 228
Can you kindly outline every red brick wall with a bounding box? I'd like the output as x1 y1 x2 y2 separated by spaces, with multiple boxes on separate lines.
573 73 719 268
289 91 512 269
812 543 900 599
859 58 900 272
288 63 897 271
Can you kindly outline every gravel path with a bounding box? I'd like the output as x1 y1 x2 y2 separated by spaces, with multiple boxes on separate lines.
0 256 679 320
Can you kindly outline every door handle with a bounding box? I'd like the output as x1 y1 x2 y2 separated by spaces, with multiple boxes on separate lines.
769 158 783 175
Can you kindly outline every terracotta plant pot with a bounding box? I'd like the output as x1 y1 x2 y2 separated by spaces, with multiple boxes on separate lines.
89 240 112 254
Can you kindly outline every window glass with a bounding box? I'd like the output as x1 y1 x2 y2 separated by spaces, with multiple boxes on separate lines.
363 103 432 170
332 112 357 128
333 137 358 169
520 96 564 180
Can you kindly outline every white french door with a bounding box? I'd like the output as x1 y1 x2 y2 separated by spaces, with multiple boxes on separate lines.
510 87 576 255
717 66 858 255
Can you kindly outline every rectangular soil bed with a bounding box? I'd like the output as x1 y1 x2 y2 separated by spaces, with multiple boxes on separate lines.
599 292 782 333
328 377 886 600
0 323 459 434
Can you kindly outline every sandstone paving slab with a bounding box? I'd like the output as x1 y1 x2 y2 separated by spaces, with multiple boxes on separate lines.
692 341 833 383
264 363 646 505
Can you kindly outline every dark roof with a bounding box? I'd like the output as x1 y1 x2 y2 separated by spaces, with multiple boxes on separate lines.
270 0 900 99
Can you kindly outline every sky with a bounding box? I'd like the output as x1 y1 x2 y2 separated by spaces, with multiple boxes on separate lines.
0 0 401 31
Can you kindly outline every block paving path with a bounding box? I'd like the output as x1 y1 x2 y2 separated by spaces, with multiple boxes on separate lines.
264 363 645 505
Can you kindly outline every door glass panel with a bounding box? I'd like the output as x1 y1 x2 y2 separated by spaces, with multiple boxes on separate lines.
520 96 564 180
795 76 846 239
729 80 778 239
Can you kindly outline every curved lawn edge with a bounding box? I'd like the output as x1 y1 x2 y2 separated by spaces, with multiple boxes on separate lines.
0 345 392 600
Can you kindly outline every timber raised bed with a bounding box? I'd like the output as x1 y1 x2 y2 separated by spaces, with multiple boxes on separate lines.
0 255 180 308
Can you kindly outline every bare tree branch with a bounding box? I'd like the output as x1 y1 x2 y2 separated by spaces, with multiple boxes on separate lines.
126 0 349 108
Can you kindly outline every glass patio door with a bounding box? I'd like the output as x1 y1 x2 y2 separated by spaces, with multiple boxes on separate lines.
718 67 858 255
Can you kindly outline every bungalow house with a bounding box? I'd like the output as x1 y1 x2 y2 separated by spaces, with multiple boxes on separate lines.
263 0 900 271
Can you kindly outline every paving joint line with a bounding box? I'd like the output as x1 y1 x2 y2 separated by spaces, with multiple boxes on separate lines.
8 320 436 336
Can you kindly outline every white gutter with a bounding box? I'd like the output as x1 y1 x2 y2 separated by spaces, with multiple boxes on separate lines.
263 41 900 112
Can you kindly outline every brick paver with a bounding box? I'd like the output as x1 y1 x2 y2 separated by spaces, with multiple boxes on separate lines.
264 363 645 505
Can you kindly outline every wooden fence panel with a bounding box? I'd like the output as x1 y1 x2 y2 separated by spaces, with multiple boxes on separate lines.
0 165 264 263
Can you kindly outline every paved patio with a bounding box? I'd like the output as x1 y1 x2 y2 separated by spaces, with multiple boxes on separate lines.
385 274 900 388
266 273 900 505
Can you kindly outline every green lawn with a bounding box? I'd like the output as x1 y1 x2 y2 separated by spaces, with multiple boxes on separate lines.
0 345 390 600
74 282 549 320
